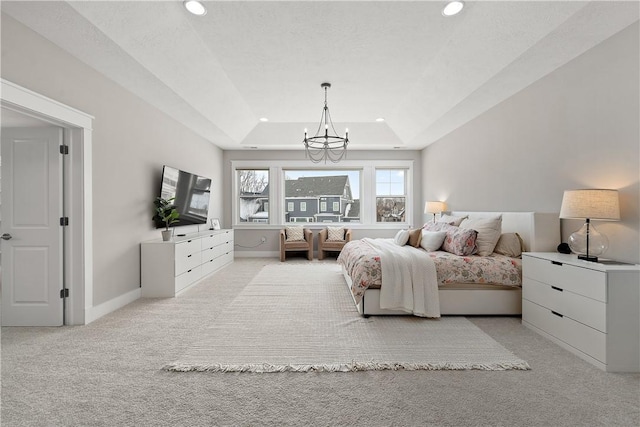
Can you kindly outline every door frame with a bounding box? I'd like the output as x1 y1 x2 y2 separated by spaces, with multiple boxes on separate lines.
1 78 93 325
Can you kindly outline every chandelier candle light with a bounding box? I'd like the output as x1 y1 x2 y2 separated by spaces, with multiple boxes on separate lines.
303 83 349 163
559 189 620 262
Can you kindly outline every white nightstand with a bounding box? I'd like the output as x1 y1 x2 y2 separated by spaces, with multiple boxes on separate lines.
522 252 640 372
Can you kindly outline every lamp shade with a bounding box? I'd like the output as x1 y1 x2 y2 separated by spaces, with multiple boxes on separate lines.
559 189 620 220
425 201 446 214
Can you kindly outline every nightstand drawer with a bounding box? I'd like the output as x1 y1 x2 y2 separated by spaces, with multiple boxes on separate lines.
523 278 606 332
523 256 606 302
523 300 606 363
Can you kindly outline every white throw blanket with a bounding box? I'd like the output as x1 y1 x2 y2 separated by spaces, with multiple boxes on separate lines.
363 238 440 318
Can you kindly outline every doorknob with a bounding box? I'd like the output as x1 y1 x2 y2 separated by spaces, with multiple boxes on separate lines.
1 233 12 240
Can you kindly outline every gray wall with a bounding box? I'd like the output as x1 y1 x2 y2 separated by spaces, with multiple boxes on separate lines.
422 23 639 264
1 14 225 306
224 150 422 255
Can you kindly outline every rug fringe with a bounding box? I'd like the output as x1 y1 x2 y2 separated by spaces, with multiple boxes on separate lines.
163 360 531 373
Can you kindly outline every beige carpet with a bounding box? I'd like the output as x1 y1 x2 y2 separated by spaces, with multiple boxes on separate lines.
164 263 530 372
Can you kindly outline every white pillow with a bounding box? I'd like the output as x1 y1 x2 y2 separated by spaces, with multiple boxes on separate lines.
419 230 447 252
459 216 502 256
393 229 410 246
285 226 305 242
327 226 345 241
438 214 468 226
494 233 524 258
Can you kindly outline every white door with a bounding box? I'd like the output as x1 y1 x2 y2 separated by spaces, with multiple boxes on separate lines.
1 127 64 326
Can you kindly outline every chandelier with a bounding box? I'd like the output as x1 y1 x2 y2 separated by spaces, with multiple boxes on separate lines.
303 83 349 163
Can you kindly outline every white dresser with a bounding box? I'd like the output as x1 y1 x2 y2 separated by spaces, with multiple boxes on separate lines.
141 229 234 297
522 252 640 372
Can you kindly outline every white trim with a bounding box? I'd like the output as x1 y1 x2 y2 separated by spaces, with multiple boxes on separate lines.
234 251 280 258
85 287 141 324
1 78 94 325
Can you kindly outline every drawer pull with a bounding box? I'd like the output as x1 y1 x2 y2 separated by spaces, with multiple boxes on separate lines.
187 254 192 258
551 261 563 266
187 269 192 273
551 310 564 318
551 286 563 292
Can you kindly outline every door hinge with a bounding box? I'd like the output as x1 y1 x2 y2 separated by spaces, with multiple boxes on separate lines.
60 145 69 155
60 217 69 226
60 288 69 298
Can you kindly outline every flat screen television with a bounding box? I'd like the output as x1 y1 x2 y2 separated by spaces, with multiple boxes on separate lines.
155 165 211 228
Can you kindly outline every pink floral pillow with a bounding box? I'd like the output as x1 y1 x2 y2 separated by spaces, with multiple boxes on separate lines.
423 222 477 256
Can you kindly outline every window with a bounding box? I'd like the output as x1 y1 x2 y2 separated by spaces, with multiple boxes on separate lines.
376 169 406 222
284 169 360 224
232 160 412 227
237 169 269 223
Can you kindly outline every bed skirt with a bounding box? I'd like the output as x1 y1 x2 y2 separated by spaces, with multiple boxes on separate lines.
342 266 522 316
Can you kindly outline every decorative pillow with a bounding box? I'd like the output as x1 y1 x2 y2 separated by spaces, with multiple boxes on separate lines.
327 226 345 241
419 230 447 252
438 214 468 226
407 228 422 248
424 222 477 256
394 229 410 246
494 232 525 258
459 216 502 256
285 226 305 242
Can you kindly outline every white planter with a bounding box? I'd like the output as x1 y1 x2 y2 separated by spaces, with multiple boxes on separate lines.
161 230 172 241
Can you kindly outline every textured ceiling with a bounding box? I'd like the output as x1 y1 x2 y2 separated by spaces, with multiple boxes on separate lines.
2 1 638 150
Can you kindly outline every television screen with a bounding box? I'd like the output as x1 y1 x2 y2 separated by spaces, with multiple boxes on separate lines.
156 165 211 228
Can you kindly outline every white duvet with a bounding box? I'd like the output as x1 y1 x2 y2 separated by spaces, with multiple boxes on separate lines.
363 238 440 318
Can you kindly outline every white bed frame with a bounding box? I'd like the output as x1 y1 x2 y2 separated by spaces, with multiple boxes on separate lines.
344 212 560 316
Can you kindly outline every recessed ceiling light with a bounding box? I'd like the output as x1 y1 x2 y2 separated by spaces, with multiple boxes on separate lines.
259 117 269 122
442 1 464 17
184 0 207 16
376 117 385 122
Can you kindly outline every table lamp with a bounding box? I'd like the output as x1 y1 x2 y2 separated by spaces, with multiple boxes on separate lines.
425 201 447 223
559 189 620 262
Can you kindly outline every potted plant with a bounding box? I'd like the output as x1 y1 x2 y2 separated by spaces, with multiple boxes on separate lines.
153 197 180 241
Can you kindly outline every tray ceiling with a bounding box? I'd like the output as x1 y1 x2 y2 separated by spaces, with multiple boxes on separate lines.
2 1 637 150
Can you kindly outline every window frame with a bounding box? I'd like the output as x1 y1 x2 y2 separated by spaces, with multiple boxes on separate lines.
375 168 408 223
231 160 413 228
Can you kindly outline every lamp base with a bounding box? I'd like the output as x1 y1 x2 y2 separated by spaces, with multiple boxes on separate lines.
578 254 599 262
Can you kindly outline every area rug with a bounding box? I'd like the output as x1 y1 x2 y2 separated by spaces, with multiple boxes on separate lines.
164 263 530 372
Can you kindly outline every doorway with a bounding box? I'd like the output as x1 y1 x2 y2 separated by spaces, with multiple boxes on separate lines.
1 79 93 325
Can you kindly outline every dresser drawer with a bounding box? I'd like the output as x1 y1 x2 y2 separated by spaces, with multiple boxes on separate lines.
523 278 607 332
219 240 233 254
523 300 606 363
201 257 219 276
523 256 606 302
175 265 201 293
175 250 201 276
175 239 201 259
201 233 222 250
201 246 216 263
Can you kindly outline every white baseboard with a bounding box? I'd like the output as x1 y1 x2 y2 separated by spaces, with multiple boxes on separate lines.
84 287 141 324
234 251 279 258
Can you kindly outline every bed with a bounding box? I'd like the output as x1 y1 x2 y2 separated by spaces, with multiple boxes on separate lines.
338 212 559 317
